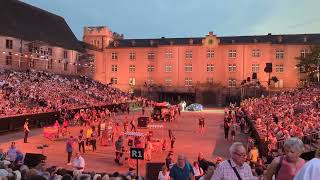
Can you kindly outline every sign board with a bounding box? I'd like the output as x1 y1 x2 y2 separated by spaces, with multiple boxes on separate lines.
130 148 144 160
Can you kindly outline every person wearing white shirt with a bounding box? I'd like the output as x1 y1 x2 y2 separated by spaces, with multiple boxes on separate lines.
158 165 170 180
294 149 320 180
72 152 85 173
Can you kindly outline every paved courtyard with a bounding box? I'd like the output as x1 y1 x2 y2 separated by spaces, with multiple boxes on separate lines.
0 108 247 177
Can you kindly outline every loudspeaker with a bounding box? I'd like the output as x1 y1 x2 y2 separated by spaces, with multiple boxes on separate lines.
252 73 257 80
247 77 251 82
137 117 149 128
24 153 46 167
264 63 272 73
146 163 165 180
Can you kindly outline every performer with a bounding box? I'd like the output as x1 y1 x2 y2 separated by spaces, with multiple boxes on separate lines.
23 120 30 143
198 117 205 134
130 117 136 132
170 135 176 150
78 129 85 153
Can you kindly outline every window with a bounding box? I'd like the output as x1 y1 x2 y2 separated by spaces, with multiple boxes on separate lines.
228 49 237 58
63 51 68 59
207 49 214 59
29 60 35 68
275 79 283 88
276 50 284 59
6 39 13 49
148 52 155 60
185 50 192 59
275 64 284 72
165 79 172 86
48 48 52 56
5 52 12 65
129 77 136 86
129 65 136 72
147 78 154 85
111 52 118 60
147 65 155 72
47 59 53 69
300 49 308 58
185 64 192 72
165 50 173 59
129 52 136 60
228 64 236 72
111 77 118 84
111 65 118 72
207 78 214 84
252 64 259 73
228 79 236 88
252 49 260 57
207 64 214 72
63 62 68 71
165 65 172 72
185 78 192 86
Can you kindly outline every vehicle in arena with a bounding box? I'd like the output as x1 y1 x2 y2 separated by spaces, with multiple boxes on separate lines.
151 102 171 121
186 103 204 111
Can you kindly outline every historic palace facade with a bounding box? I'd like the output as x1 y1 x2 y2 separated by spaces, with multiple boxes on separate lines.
85 26 319 104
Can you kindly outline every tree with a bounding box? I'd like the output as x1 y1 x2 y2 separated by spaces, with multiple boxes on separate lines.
296 45 320 83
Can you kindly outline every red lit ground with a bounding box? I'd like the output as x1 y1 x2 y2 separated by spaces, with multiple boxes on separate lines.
0 108 247 177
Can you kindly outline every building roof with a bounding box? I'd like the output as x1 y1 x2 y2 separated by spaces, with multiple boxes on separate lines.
0 0 84 52
108 33 320 48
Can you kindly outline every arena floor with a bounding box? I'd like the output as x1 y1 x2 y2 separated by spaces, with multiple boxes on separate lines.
0 108 248 177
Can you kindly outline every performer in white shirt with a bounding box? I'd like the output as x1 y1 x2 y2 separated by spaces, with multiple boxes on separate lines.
72 152 85 173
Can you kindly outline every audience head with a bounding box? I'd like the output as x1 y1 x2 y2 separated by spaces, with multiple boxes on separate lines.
283 137 304 162
229 142 247 166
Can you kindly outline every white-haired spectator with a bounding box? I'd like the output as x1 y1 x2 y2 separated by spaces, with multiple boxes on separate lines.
265 137 305 180
211 142 253 180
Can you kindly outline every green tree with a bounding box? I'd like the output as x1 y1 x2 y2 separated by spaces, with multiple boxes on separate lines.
296 45 320 83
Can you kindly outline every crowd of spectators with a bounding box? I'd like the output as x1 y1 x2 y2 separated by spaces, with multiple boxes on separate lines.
0 69 141 118
240 86 320 152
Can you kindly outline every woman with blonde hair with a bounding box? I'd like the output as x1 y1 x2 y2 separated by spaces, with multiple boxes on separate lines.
264 137 305 180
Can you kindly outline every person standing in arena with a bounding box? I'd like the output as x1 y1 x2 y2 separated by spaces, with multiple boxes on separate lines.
23 119 30 143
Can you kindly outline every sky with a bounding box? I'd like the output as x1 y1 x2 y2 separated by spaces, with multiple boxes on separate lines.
23 0 320 40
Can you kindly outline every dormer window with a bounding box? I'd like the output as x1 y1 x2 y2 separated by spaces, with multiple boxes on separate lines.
150 40 154 46
189 39 194 45
278 36 283 43
131 40 136 46
303 36 308 43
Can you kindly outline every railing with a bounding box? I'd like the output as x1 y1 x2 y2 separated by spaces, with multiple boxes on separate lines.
0 101 142 133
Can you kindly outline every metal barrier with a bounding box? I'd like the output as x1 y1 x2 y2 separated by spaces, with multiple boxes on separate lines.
0 101 142 133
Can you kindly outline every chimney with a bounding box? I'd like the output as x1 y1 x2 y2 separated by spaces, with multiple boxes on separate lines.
268 33 272 36
209 31 214 36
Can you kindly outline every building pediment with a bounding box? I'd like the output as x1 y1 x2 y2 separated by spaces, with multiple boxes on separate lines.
203 32 220 47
